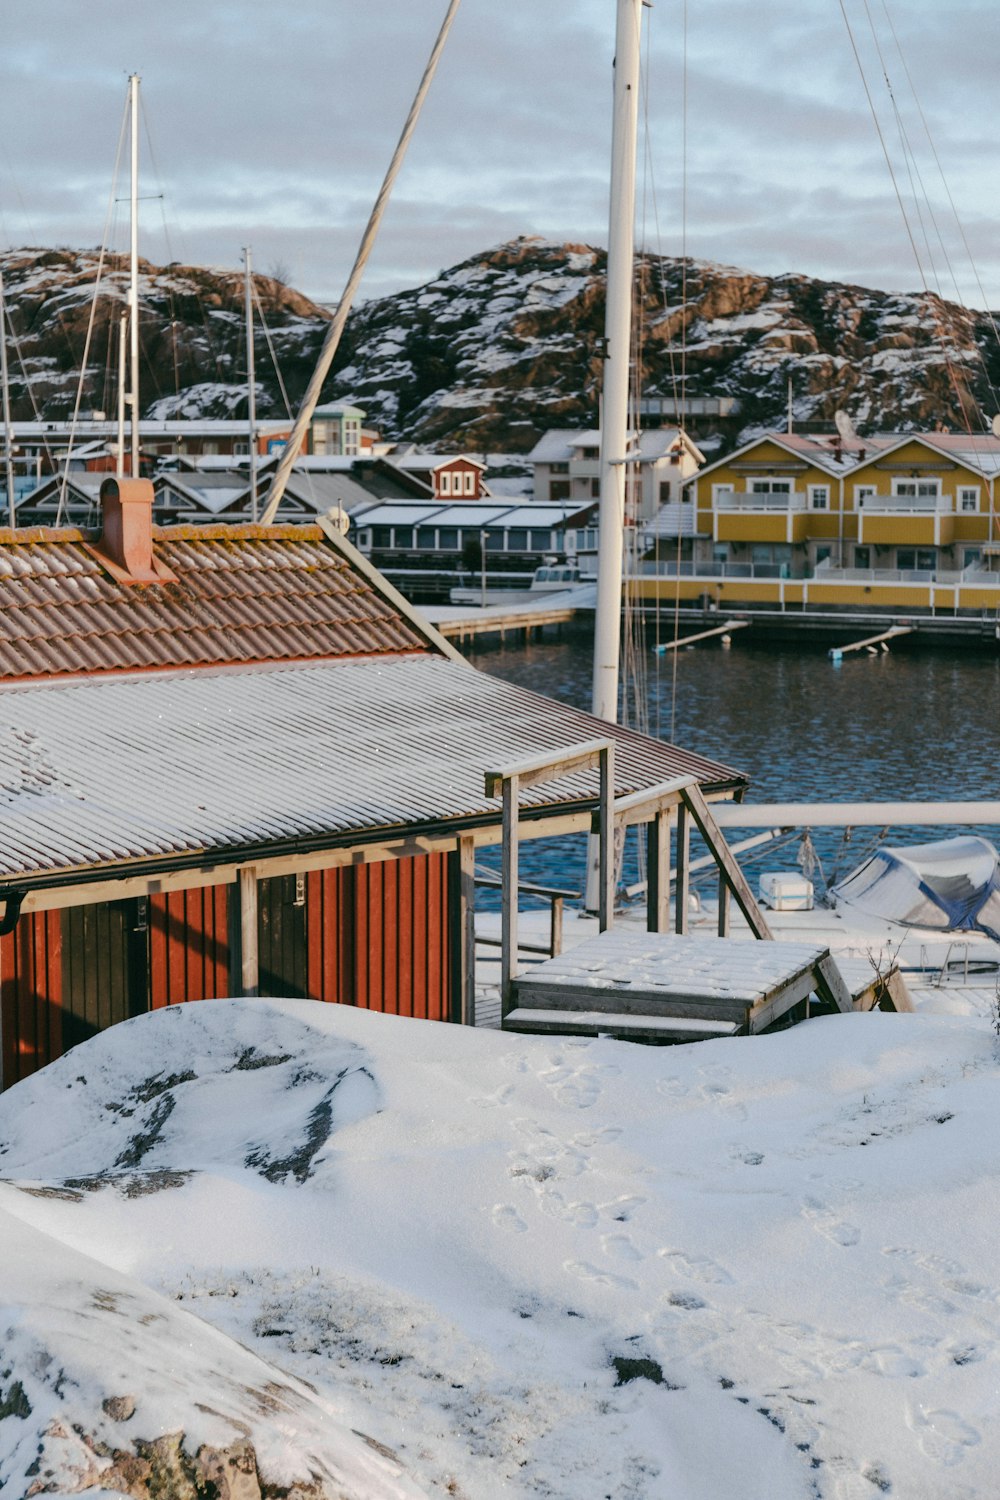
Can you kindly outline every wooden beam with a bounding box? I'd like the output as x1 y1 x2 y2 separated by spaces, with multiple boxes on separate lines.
674 803 690 935
485 737 614 796
717 872 731 937
680 783 773 940
449 836 477 1027
238 866 259 997
598 742 615 932
646 809 671 933
500 774 519 1018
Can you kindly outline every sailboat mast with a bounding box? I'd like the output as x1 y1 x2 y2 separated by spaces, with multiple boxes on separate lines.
116 312 126 478
244 246 258 522
591 0 642 725
128 72 140 479
0 267 17 528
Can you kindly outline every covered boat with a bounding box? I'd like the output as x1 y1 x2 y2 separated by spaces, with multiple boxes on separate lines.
830 836 1000 941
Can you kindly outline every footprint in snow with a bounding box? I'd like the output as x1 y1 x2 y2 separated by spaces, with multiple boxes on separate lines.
491 1204 528 1234
657 1249 734 1285
802 1196 860 1247
907 1405 981 1466
601 1232 643 1262
564 1260 639 1291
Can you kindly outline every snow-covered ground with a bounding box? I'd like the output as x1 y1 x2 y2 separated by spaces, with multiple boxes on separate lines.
2 993 1000 1497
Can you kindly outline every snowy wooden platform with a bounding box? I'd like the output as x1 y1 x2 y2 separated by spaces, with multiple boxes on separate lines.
502 930 906 1042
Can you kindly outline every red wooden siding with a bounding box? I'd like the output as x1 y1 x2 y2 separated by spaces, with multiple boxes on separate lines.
1 911 63 1088
306 853 452 1021
149 887 231 1008
0 851 454 1089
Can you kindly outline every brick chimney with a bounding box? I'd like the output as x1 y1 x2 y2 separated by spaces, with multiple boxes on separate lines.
91 477 174 586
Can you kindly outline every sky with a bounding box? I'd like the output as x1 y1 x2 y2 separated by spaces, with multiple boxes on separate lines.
1 1 998 309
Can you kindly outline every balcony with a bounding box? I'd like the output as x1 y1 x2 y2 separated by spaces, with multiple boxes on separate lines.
857 493 951 513
715 490 807 511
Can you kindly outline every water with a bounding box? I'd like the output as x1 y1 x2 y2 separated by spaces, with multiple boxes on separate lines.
475 633 1000 906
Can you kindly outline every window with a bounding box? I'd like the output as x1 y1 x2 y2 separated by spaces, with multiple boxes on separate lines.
486 531 504 551
438 527 459 550
507 528 529 551
530 530 552 550
591 478 600 498
357 529 371 549
416 526 436 549
893 479 940 500
959 487 979 512
809 486 830 510
463 471 476 495
964 548 982 568
549 462 569 475
897 547 937 571
659 482 673 503
581 447 599 460
814 545 832 565
855 486 875 508
854 545 871 569
750 479 791 494
371 526 392 548
550 480 570 501
394 527 413 548
439 471 452 496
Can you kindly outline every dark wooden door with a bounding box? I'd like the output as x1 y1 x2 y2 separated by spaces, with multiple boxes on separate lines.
258 875 308 998
61 899 149 1053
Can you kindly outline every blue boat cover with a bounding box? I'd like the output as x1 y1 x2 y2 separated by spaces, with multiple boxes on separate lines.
831 836 1000 940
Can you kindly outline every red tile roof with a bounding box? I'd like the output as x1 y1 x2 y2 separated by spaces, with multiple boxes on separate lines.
0 524 433 680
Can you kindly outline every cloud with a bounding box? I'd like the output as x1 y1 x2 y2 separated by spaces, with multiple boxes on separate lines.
0 0 997 309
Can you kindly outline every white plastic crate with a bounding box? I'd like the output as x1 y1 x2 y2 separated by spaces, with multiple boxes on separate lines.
759 872 814 911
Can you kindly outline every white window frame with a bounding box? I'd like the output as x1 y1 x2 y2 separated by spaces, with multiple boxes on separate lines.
854 485 876 508
439 470 452 496
958 486 979 513
891 478 940 500
808 485 830 511
463 471 476 495
749 477 791 495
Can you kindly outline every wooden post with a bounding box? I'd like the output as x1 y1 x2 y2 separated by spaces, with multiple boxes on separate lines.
501 773 519 1017
674 804 690 935
646 809 671 933
717 872 731 937
238 865 259 997
550 895 564 957
449 836 477 1026
598 742 615 932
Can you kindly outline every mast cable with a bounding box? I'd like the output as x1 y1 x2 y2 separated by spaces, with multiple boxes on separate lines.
260 0 463 526
57 92 129 526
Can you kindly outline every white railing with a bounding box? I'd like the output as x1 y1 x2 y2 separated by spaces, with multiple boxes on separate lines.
715 490 807 512
857 494 951 514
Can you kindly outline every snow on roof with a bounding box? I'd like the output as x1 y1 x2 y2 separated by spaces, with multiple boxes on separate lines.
1 996 998 1497
0 655 742 881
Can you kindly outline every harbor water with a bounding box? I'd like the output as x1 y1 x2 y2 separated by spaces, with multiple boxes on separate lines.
475 633 1000 907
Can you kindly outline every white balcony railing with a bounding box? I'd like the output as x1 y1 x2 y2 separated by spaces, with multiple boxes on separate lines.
857 494 951 514
714 490 807 512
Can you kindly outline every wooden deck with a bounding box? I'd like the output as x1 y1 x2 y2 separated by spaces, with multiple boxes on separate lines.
503 930 909 1043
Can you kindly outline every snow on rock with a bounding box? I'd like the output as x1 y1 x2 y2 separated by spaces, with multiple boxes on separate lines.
2 998 1000 1497
0 1206 425 1499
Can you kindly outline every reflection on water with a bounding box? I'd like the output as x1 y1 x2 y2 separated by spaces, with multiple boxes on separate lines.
475 634 1000 905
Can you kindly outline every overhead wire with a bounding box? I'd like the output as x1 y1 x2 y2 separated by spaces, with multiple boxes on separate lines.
56 90 130 526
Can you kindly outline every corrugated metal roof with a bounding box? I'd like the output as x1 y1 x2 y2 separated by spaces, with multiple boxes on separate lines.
0 655 745 883
0 525 430 679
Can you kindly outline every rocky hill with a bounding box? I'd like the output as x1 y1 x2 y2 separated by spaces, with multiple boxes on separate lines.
3 240 998 452
0 246 329 423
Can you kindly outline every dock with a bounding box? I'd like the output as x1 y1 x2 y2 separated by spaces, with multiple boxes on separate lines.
653 619 751 653
424 585 595 643
502 929 909 1043
829 624 915 661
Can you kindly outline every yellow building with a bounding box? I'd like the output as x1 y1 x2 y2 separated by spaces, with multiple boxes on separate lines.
632 430 1000 617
